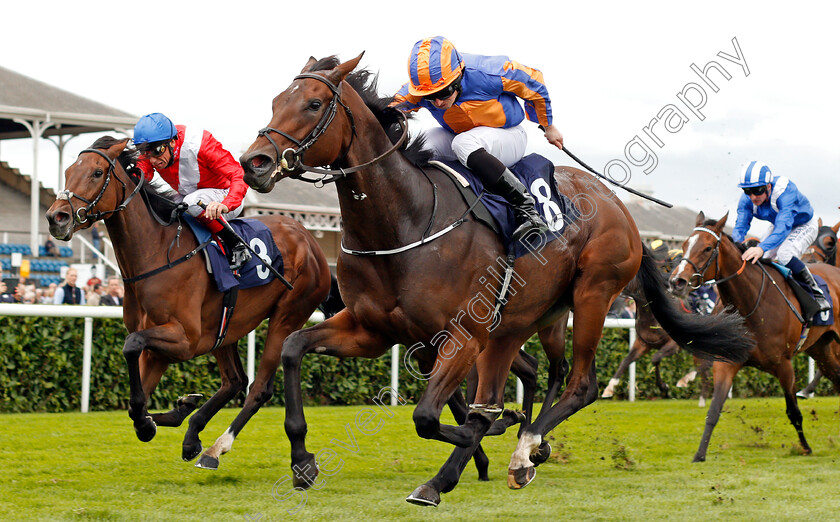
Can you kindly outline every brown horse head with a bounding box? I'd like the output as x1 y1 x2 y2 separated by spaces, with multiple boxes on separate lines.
669 211 729 297
240 53 365 193
46 137 131 240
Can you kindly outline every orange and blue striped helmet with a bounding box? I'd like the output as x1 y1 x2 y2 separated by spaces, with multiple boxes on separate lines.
407 36 465 97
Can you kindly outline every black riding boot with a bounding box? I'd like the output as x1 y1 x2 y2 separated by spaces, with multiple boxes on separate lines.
795 265 831 312
492 169 549 241
465 148 548 241
216 226 251 271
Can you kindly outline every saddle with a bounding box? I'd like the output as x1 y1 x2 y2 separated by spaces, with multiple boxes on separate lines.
771 262 833 325
428 153 579 259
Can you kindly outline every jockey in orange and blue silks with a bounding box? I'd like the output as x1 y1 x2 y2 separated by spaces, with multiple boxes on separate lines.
732 161 829 312
390 36 564 241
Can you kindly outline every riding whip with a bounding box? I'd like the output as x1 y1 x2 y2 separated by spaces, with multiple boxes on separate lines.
562 146 673 208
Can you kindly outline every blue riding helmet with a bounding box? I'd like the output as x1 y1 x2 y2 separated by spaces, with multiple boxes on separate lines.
133 113 178 146
738 161 772 188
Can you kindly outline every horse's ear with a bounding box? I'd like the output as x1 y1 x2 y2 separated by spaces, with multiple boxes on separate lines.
832 221 840 234
715 211 729 230
818 217 823 227
300 56 318 73
695 211 705 226
106 138 130 159
332 52 365 83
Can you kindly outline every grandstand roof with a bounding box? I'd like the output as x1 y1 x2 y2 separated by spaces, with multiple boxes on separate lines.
0 65 136 140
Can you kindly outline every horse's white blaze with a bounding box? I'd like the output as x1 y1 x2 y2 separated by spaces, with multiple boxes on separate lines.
676 234 700 275
676 370 697 388
509 432 541 470
602 378 620 398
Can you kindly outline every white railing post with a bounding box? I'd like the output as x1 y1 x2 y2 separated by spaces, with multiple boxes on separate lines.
81 317 93 413
628 327 637 402
391 345 400 406
808 357 815 398
247 330 256 387
516 345 525 405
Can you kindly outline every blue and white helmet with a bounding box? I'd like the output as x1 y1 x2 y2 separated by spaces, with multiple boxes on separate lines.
738 161 773 188
133 113 177 148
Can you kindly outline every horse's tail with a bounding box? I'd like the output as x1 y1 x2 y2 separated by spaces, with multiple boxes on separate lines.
635 243 753 363
317 274 346 319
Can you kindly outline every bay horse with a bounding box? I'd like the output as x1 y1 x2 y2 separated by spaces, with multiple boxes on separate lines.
669 211 840 461
601 281 712 404
45 137 331 470
797 219 840 397
239 54 751 505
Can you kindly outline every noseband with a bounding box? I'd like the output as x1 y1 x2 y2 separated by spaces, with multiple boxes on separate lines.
684 227 747 289
55 148 144 224
256 72 409 185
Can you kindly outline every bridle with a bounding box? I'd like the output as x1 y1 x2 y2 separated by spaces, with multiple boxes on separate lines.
55 148 145 225
256 72 409 186
685 226 766 319
804 229 837 265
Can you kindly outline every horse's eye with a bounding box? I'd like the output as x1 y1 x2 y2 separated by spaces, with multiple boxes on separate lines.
93 169 104 178
703 246 712 253
308 100 322 111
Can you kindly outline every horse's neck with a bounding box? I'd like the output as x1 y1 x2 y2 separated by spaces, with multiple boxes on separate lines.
102 192 184 281
717 240 772 311
334 120 437 249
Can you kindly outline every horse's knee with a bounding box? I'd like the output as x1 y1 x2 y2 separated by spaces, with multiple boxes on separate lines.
123 332 145 360
413 408 440 439
281 333 308 369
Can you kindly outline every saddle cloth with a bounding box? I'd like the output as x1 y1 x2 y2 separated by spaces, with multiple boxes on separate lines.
430 153 579 259
183 215 284 293
771 262 833 325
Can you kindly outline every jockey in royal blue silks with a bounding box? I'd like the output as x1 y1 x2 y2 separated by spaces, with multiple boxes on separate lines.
732 161 830 312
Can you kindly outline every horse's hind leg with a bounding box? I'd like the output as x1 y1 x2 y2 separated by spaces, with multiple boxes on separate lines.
693 361 738 462
602 339 649 398
197 303 314 469
447 382 490 481
536 315 569 421
183 344 248 463
483 351 534 437
797 366 823 399
651 340 680 398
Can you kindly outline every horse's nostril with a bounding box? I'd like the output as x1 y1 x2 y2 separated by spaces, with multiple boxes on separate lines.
250 156 266 169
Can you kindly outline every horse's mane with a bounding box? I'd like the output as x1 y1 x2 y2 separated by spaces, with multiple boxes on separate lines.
313 60 432 167
89 136 183 220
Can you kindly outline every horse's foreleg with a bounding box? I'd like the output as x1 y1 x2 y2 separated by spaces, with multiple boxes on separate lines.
123 325 190 442
445 385 490 482
281 310 391 490
183 344 248 464
777 358 812 455
693 361 738 462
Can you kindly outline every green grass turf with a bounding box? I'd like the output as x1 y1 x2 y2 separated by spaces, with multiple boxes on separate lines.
2 397 840 521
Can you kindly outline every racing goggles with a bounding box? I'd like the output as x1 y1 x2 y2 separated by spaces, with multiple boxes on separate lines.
140 141 169 158
742 186 767 196
424 80 460 101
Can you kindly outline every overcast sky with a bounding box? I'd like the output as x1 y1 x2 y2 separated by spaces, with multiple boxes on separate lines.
2 0 839 236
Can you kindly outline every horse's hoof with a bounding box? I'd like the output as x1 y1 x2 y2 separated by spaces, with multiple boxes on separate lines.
507 466 536 489
406 484 440 507
601 389 614 399
134 417 157 443
178 394 203 409
692 454 706 463
195 454 219 470
530 441 552 465
291 455 319 490
182 442 203 462
796 391 809 399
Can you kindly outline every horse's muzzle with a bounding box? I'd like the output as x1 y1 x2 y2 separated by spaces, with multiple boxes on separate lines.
240 152 277 193
45 204 74 240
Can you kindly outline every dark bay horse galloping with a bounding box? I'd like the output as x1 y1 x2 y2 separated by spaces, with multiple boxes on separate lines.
45 137 331 469
239 54 751 505
669 212 840 461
